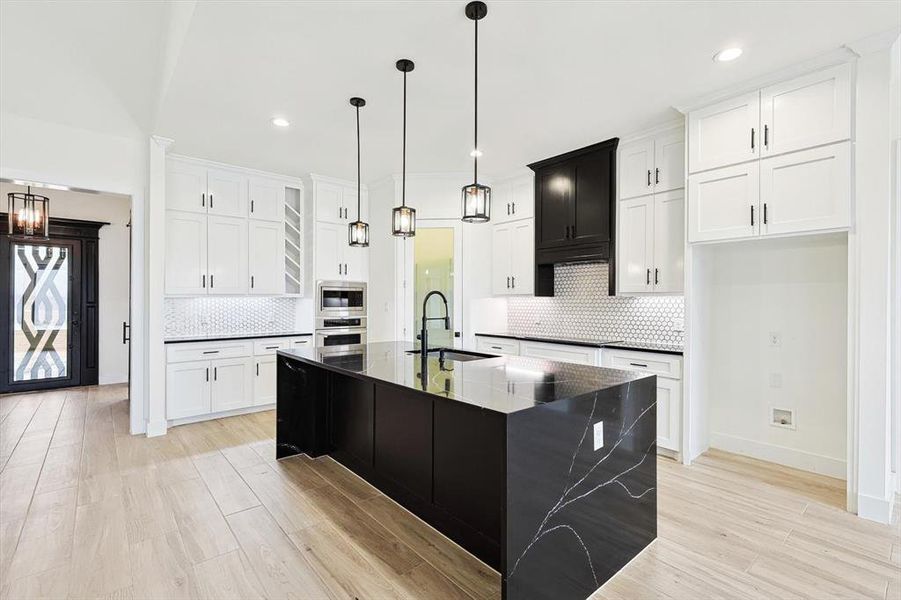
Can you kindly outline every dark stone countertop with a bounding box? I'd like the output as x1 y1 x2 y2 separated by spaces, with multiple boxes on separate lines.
474 332 683 356
164 331 312 344
278 341 652 415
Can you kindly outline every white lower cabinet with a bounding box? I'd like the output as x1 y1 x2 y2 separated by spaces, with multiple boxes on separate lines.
210 357 253 413
519 341 601 366
601 348 682 453
254 356 277 406
475 336 520 356
166 360 211 420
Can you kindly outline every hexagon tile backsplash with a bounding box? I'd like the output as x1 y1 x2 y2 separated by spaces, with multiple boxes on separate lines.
507 263 684 346
164 297 300 338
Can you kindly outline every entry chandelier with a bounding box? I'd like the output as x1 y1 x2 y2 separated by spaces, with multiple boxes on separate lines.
392 59 416 237
348 97 369 247
461 1 490 223
7 186 50 238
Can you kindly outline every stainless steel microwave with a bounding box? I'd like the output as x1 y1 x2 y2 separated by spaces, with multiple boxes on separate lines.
316 280 366 318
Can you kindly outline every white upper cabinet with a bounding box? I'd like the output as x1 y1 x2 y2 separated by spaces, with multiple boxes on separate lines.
493 174 535 223
618 197 654 293
652 190 684 293
207 215 248 294
654 130 685 193
760 142 851 236
314 221 366 281
315 181 345 224
688 161 759 242
688 91 760 173
249 177 285 222
344 245 367 282
206 168 248 217
249 220 283 295
760 64 851 158
165 211 207 295
492 219 534 295
619 139 655 200
166 161 208 213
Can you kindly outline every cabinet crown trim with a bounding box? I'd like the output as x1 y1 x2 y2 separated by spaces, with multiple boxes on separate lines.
168 154 304 187
527 137 619 171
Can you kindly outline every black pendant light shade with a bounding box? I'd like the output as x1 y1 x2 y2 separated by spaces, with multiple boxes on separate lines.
348 97 370 247
461 1 490 223
392 58 417 237
7 186 50 238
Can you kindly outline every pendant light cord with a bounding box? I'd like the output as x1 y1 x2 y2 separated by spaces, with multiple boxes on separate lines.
356 104 361 218
402 70 407 208
473 17 478 185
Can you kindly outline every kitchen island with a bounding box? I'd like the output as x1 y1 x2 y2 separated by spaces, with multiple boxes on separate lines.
276 341 657 600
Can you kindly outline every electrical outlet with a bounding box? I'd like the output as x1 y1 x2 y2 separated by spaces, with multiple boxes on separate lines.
593 421 604 451
769 332 781 347
671 318 685 332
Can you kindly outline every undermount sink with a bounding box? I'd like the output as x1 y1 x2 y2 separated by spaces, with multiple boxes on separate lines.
406 348 499 362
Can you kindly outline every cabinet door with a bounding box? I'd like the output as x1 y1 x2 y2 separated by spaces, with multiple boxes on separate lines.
330 373 374 467
166 360 210 419
166 160 208 213
315 221 344 280
688 162 759 243
618 197 653 293
207 168 248 217
211 357 253 413
249 178 285 222
653 190 685 293
253 355 277 406
475 337 520 356
165 211 207 295
760 63 850 158
760 142 850 236
249 220 283 295
344 244 367 282
510 219 534 295
688 91 760 173
535 165 572 249
619 139 655 200
207 215 249 294
491 182 513 224
374 384 433 501
654 130 685 193
491 223 512 295
315 181 345 224
509 176 534 220
571 150 612 246
655 377 682 452
519 341 600 365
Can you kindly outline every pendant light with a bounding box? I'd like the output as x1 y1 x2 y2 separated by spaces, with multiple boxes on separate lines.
7 186 50 238
461 1 490 223
392 59 416 237
348 97 369 247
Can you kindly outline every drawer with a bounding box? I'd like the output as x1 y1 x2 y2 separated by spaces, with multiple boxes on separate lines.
476 336 520 356
289 337 312 349
166 340 253 364
601 348 682 379
253 338 290 356
519 341 601 366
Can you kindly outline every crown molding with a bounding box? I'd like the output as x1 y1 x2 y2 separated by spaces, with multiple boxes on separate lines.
619 118 685 145
150 135 174 151
166 153 304 186
845 28 900 57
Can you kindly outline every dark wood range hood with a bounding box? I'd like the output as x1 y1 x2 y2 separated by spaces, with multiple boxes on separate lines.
528 137 619 297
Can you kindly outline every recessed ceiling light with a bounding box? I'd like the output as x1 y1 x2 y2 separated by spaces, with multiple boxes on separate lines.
713 47 743 63
271 117 290 128
469 148 483 157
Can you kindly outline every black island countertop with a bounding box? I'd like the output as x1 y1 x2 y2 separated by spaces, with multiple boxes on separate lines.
277 340 651 415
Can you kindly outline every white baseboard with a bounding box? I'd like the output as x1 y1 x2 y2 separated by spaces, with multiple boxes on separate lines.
167 403 274 428
145 420 168 437
857 491 894 524
98 373 128 386
710 432 846 479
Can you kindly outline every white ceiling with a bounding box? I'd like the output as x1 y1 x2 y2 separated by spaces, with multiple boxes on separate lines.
2 1 899 182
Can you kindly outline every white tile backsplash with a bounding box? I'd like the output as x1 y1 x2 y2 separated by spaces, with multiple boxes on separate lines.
164 297 302 337
507 263 684 345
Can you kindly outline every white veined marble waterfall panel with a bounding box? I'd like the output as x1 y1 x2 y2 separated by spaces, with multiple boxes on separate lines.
507 263 684 345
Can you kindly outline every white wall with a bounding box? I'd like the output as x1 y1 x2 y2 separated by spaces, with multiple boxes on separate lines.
1 183 131 384
366 177 397 343
0 111 147 434
701 234 848 478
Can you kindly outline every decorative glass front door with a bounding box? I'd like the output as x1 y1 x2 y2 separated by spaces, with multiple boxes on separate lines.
9 242 77 386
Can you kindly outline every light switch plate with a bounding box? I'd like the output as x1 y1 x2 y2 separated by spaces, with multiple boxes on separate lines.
593 421 604 451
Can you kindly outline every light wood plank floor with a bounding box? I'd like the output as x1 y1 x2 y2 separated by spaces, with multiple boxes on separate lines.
0 385 898 599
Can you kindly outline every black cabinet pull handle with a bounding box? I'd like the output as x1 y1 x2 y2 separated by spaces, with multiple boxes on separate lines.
202 193 206 207
751 205 755 227
491 345 503 350
506 276 510 289
202 350 219 354
256 363 259 376
647 170 651 186
511 275 516 288
202 274 206 288
764 124 769 149
506 203 510 215
646 268 651 285
251 275 254 289
265 345 279 349
122 322 130 344
751 128 755 151
206 368 209 382
629 362 649 368
655 168 660 185
210 275 214 288
210 194 214 208
655 268 659 285
251 199 254 213
764 203 768 225
512 202 516 214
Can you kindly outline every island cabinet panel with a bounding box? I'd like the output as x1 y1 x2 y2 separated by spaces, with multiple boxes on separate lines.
276 356 329 458
373 384 433 502
328 373 374 468
433 399 505 545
